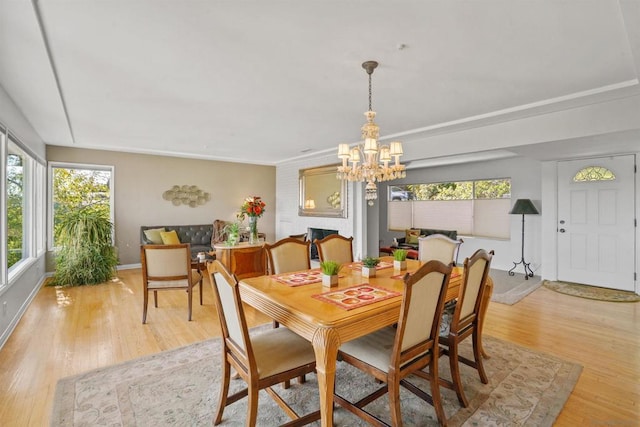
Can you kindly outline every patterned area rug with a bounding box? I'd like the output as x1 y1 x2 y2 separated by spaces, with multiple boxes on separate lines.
543 280 640 302
51 328 582 426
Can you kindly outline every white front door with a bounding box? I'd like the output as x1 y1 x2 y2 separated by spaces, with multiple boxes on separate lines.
557 155 635 291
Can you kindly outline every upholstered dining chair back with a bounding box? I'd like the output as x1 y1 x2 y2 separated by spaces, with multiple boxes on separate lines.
211 261 251 354
418 233 463 265
398 260 451 354
458 249 493 321
334 259 452 426
140 243 202 323
209 260 320 426
314 234 354 265
264 237 311 274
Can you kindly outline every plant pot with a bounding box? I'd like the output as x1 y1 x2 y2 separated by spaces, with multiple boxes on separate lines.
362 266 376 278
322 274 339 287
394 260 407 271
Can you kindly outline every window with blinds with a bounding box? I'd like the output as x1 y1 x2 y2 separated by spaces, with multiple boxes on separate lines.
387 179 511 239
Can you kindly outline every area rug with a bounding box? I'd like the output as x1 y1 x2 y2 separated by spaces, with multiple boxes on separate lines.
543 280 640 302
490 269 543 305
51 327 582 427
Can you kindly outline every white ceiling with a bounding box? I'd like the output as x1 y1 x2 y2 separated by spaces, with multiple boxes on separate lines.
0 0 639 166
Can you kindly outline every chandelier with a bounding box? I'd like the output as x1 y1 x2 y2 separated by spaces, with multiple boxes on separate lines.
336 61 406 206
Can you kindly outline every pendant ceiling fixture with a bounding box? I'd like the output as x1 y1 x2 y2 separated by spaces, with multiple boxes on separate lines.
337 61 406 206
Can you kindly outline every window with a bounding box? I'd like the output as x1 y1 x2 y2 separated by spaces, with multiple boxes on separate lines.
388 179 511 239
7 140 28 270
573 166 615 182
1 130 45 286
49 163 114 249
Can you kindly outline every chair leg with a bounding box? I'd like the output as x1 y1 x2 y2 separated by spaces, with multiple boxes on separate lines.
429 357 447 427
199 277 203 305
187 286 193 321
473 330 488 384
247 383 259 427
479 279 493 359
388 379 403 427
153 290 158 307
214 359 232 425
448 340 468 407
142 290 149 324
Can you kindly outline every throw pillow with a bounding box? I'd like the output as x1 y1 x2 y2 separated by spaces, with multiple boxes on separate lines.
143 227 165 244
160 230 181 245
405 229 421 245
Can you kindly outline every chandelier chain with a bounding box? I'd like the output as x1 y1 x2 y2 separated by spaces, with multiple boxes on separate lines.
368 72 372 112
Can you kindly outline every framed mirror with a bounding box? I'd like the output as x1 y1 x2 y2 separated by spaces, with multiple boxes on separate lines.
299 165 347 218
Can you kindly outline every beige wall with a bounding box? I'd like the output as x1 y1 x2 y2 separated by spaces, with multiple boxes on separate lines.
46 147 276 267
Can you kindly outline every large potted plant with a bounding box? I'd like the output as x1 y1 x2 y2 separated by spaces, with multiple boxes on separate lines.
52 207 118 286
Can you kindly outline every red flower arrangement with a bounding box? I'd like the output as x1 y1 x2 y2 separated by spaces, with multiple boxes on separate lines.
239 196 266 219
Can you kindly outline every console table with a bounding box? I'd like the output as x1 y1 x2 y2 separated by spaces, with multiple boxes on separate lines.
213 242 267 279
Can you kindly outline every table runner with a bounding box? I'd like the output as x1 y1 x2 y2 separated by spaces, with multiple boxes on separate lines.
312 284 401 310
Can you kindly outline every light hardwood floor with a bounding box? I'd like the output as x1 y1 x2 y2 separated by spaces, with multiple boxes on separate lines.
0 268 638 426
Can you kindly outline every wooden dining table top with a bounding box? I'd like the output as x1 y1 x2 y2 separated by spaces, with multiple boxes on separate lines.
239 258 462 331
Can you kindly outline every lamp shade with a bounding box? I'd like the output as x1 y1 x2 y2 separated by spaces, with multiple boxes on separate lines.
509 199 539 215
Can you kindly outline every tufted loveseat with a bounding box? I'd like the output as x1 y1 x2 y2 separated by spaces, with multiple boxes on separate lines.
140 224 213 260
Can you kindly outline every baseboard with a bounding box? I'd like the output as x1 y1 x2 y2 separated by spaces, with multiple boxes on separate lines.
0 275 47 350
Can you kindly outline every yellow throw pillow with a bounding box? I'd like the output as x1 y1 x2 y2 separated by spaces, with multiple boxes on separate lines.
160 230 181 245
143 227 165 244
405 229 421 245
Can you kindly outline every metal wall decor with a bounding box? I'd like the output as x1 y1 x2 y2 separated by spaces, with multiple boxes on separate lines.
162 185 211 208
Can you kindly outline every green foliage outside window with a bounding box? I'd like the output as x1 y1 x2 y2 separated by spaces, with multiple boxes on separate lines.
398 179 510 201
6 154 24 268
52 167 111 247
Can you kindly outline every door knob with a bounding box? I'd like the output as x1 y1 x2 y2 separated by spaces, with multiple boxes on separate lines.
559 228 566 233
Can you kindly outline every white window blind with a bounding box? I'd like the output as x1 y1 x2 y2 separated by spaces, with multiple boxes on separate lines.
473 199 511 238
412 200 473 234
388 201 412 230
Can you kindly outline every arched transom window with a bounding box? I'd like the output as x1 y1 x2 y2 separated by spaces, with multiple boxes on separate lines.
573 166 616 182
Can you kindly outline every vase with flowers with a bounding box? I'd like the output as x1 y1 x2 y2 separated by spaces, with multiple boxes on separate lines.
238 196 266 244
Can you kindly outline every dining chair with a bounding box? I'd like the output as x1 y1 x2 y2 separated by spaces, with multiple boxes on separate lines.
288 233 308 242
209 261 320 427
230 245 267 280
438 249 494 408
418 234 463 266
140 243 203 323
264 237 311 274
334 260 452 427
314 234 354 265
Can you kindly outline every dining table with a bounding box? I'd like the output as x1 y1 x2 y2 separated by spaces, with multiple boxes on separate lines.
236 256 493 427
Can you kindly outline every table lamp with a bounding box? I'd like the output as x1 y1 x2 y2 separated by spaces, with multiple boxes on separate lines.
508 199 539 279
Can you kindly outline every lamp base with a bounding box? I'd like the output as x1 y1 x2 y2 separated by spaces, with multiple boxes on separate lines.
508 258 534 279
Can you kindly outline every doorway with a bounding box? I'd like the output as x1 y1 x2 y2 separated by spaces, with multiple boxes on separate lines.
557 155 635 291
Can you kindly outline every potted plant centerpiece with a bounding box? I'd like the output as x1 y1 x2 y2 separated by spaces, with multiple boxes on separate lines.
393 248 408 271
320 260 341 287
224 222 240 246
361 256 380 278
